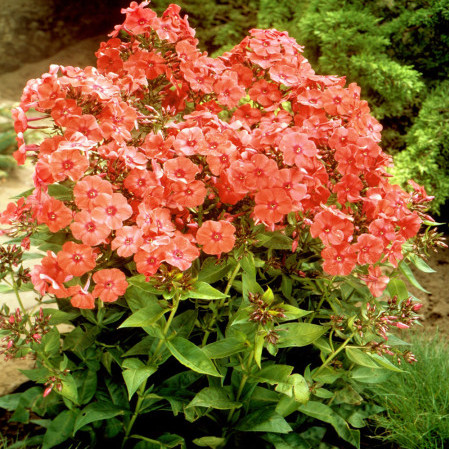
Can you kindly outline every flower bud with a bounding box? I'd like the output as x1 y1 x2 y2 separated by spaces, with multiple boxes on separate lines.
43 386 53 397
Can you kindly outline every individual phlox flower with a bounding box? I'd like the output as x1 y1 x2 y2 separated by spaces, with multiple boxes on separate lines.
310 209 354 247
160 233 200 271
196 220 236 256
92 269 128 303
70 211 111 246
134 249 162 277
279 132 317 166
163 157 200 183
245 154 279 191
65 114 103 142
36 197 73 233
173 127 207 156
333 174 363 204
30 251 71 298
68 285 95 309
91 193 133 230
353 234 384 266
321 243 357 276
368 219 396 245
137 206 176 236
57 242 97 277
124 168 159 197
360 265 389 298
169 180 207 208
74 175 114 210
49 149 89 182
111 226 143 257
248 79 282 108
214 71 246 108
269 62 300 87
253 188 292 225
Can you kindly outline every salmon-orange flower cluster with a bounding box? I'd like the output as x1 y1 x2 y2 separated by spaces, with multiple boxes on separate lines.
0 1 430 309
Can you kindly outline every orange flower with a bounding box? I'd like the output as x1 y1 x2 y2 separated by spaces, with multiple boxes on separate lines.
91 193 132 230
70 211 110 246
196 220 236 255
57 242 97 277
92 269 128 303
253 188 292 225
73 175 113 210
68 285 95 309
37 197 73 233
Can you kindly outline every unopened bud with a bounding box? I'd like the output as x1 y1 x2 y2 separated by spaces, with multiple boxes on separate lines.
43 386 53 397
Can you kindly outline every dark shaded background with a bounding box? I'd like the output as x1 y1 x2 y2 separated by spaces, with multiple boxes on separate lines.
0 0 131 74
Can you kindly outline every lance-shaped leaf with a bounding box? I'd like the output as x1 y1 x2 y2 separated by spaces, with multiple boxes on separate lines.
185 281 228 300
119 302 167 328
237 407 292 433
74 401 127 434
187 387 242 410
276 323 326 348
122 358 158 400
299 401 360 448
166 337 222 377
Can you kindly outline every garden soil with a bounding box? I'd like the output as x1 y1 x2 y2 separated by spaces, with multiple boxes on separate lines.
0 37 448 399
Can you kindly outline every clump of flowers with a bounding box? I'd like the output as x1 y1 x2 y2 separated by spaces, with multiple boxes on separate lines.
0 2 443 448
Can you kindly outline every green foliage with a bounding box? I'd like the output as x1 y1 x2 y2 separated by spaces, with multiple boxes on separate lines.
370 331 449 449
151 0 258 54
392 81 449 213
0 105 17 180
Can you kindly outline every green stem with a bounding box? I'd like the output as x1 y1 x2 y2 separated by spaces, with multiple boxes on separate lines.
314 332 355 376
307 276 336 323
201 261 241 347
122 293 181 448
227 348 253 423
9 265 27 319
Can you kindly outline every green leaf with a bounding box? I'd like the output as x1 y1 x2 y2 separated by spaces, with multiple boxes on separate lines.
408 254 435 273
48 184 73 201
197 258 234 284
237 407 292 434
44 309 80 325
128 275 164 295
263 433 311 449
280 305 311 321
187 387 242 410
251 364 293 385
387 278 409 301
345 347 381 369
256 232 293 250
350 367 391 384
274 374 310 404
59 374 79 405
202 337 247 359
119 303 167 328
241 252 256 279
0 393 21 411
368 353 403 372
276 323 326 348
77 369 97 405
186 281 228 300
74 402 126 434
193 436 226 448
166 337 222 377
399 261 429 293
299 401 360 448
42 410 77 449
122 358 157 400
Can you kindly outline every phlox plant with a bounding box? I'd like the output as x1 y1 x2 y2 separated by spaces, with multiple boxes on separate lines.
0 2 445 448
